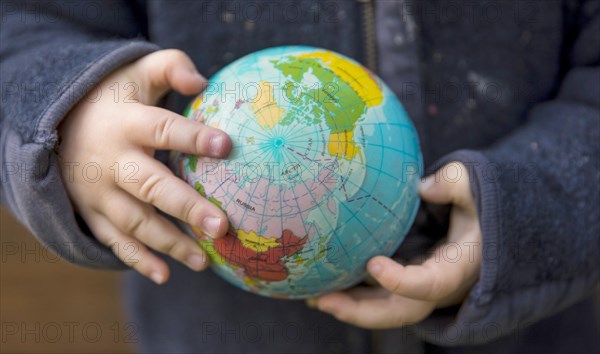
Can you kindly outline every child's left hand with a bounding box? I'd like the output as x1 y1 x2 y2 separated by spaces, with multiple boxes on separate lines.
308 162 482 329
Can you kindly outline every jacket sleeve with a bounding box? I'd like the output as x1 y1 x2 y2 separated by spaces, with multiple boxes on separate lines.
413 1 600 345
0 1 159 269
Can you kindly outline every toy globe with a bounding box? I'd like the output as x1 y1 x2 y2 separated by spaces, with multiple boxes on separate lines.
170 46 422 298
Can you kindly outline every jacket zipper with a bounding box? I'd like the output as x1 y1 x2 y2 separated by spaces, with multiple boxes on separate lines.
358 0 377 72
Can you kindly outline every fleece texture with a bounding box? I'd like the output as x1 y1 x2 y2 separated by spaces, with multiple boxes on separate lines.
1 0 598 352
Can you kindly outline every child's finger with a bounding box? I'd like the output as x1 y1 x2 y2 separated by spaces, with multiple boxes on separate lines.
83 210 169 284
114 151 228 238
367 237 477 302
99 190 210 272
315 287 435 329
134 49 207 104
124 106 231 158
366 256 445 300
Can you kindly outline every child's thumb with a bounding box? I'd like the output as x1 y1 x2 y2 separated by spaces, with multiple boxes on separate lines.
136 49 207 104
419 162 472 208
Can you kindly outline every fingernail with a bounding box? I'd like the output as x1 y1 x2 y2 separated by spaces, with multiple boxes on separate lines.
420 176 435 192
306 297 318 309
150 272 165 285
202 216 222 237
209 134 225 155
368 261 383 277
187 254 206 271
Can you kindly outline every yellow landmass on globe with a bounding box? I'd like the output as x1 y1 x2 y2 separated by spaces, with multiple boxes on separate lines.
191 225 207 237
192 96 204 110
296 51 383 107
328 131 360 160
251 81 285 130
198 238 228 266
238 229 280 252
243 276 258 286
293 51 382 160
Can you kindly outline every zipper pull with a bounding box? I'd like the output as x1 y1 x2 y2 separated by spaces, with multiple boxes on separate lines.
357 0 378 72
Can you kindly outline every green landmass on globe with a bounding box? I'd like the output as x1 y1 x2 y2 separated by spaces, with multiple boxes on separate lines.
170 46 422 298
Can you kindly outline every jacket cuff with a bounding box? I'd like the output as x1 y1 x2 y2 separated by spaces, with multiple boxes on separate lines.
36 40 160 149
411 149 501 345
1 41 159 269
411 148 598 345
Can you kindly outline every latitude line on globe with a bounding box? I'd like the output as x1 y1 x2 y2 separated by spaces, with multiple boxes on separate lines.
280 123 404 250
281 141 387 249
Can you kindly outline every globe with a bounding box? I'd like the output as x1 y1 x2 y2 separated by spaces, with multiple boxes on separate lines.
170 46 422 299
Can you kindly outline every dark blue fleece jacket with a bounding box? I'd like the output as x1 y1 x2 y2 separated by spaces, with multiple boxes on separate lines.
1 1 598 352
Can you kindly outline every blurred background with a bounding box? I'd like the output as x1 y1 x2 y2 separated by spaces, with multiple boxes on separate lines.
1 207 135 353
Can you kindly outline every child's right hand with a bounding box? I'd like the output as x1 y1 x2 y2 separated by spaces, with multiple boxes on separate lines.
57 50 231 284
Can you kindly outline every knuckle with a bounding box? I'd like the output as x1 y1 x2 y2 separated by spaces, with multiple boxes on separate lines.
379 264 404 294
138 174 167 204
168 240 195 264
164 49 189 63
181 198 203 224
124 210 150 236
427 274 447 300
389 278 405 294
154 115 177 147
194 127 208 153
160 236 180 257
163 49 191 65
